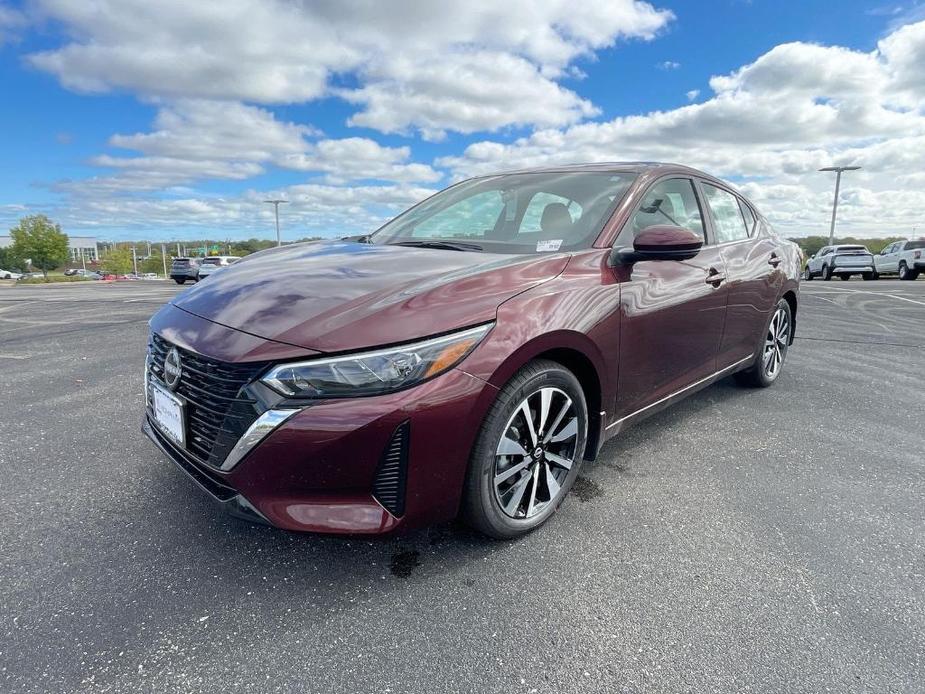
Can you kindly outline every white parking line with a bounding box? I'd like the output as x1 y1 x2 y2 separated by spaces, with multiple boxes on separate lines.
802 285 925 307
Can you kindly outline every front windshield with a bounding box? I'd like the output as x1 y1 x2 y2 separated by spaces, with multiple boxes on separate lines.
371 171 636 254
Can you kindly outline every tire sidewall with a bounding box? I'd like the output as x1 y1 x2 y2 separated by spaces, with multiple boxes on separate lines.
752 297 792 387
466 362 588 539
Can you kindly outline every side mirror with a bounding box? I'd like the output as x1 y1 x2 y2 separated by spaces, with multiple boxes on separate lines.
611 226 703 265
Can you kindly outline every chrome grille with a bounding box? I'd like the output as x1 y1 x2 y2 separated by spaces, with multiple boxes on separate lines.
148 333 268 467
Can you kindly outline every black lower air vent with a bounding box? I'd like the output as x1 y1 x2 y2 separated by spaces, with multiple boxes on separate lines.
372 421 410 517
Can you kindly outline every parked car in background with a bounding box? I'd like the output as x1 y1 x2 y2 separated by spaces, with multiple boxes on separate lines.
0 269 23 279
143 162 801 539
169 257 201 284
197 256 241 279
873 239 925 280
64 268 101 279
141 272 159 280
803 244 875 281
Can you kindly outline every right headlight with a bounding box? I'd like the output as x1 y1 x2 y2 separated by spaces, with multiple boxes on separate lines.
261 323 492 399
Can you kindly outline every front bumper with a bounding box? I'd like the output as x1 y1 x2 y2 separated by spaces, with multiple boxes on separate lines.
144 366 497 534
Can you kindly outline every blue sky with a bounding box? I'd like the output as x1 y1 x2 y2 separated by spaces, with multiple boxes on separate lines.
1 0 924 240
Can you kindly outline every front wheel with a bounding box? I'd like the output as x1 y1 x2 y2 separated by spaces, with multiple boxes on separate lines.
462 360 588 539
839 274 851 281
734 298 792 388
174 278 186 285
802 267 813 281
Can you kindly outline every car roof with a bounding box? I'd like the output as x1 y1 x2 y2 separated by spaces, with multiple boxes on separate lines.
482 161 721 180
473 161 743 197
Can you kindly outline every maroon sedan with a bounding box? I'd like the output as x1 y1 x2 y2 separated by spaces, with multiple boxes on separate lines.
143 163 800 538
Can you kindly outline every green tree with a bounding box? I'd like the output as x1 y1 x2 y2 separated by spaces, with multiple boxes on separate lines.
141 253 165 275
9 215 70 278
0 246 26 272
101 246 134 274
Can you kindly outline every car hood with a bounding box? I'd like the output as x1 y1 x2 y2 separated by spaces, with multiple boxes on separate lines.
170 241 569 353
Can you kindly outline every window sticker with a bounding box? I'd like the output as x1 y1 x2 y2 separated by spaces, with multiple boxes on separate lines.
536 239 563 252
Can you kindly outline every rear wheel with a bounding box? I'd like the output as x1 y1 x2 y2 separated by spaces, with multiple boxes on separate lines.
862 271 877 281
839 274 851 281
173 278 186 285
822 265 832 281
734 298 792 388
898 262 919 280
462 360 588 539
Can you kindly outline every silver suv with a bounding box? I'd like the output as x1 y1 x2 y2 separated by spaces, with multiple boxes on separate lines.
803 244 875 281
169 257 201 284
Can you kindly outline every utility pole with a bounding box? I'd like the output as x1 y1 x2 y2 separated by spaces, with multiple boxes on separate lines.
161 243 168 277
132 246 138 276
263 199 289 247
80 248 87 272
819 166 861 245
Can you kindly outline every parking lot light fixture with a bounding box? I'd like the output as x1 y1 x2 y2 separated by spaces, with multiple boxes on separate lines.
263 199 289 247
819 166 861 245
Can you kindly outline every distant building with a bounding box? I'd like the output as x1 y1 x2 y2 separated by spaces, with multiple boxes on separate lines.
0 234 99 262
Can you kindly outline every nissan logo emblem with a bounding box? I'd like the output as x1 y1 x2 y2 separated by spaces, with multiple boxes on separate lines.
163 347 182 391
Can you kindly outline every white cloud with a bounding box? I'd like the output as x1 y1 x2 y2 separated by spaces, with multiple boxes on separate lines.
27 0 672 135
343 51 599 139
686 89 700 101
53 183 439 238
72 100 439 193
439 21 925 237
0 3 25 45
658 60 680 70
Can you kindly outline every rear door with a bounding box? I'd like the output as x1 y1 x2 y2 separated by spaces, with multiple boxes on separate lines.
699 181 781 367
615 177 729 417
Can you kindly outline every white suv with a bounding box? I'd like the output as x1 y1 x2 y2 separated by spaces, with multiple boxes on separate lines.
873 240 925 281
197 255 241 279
803 244 875 281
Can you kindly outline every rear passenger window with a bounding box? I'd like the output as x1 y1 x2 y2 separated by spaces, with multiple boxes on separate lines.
702 184 749 243
739 200 756 237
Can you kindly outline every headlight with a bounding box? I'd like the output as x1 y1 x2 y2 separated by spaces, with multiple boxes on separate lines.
261 323 492 398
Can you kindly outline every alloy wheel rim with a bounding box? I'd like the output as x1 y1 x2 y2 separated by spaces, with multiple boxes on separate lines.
763 307 789 379
493 387 579 519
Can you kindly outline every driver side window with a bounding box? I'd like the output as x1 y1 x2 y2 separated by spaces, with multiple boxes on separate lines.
628 178 704 241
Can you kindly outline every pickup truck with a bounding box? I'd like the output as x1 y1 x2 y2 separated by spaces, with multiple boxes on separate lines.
872 239 925 280
802 244 876 281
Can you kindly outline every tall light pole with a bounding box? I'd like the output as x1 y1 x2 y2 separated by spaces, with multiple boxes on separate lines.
264 199 289 247
819 166 861 245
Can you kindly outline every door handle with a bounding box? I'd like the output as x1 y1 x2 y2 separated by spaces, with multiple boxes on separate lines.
705 267 726 286
768 254 782 267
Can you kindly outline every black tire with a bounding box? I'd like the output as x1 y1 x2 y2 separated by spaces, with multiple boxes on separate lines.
734 297 792 389
839 274 851 281
802 267 813 281
862 271 877 281
174 278 186 285
822 265 832 281
462 359 588 540
898 262 918 280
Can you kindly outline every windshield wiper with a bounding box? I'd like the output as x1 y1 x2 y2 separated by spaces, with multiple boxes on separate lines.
389 240 483 252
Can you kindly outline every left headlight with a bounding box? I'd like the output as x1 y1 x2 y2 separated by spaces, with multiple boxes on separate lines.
261 323 492 398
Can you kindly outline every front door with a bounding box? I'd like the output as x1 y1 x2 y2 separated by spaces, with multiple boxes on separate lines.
615 177 729 418
699 181 780 367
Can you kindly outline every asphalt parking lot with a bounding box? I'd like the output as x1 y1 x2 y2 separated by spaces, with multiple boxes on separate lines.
1 279 923 693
